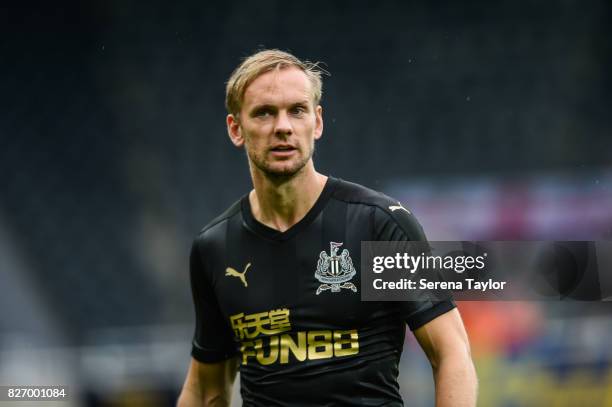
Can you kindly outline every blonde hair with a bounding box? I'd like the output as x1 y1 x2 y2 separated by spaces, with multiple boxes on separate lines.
225 49 326 116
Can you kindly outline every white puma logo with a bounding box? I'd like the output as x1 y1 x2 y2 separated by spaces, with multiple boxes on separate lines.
389 202 410 214
225 263 251 287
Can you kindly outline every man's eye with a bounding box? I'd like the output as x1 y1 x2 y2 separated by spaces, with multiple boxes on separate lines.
290 106 306 115
255 110 272 117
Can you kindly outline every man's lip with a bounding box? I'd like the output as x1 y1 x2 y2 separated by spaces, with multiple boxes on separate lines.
269 145 297 151
269 146 297 157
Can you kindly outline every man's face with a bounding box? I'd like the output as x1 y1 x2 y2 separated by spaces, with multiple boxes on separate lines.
228 66 323 178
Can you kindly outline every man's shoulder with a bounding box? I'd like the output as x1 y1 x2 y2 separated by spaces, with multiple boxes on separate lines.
331 178 426 241
195 197 243 243
331 178 404 214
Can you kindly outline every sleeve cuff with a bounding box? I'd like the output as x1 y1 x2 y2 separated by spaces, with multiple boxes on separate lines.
405 300 456 331
191 341 238 363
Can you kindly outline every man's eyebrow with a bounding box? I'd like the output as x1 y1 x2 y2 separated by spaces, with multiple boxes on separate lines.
249 104 276 112
249 100 310 111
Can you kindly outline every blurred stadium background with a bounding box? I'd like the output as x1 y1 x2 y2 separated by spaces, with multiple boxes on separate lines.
1 1 611 406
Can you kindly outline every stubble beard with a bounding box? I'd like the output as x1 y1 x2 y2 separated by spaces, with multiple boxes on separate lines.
247 140 315 182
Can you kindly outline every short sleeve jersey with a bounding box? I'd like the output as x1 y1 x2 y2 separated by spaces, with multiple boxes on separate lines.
190 177 455 406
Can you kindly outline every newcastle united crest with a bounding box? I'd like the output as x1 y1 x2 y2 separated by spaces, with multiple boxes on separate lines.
315 242 357 295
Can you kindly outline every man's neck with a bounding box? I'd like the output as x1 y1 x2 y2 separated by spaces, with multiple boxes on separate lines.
248 163 328 233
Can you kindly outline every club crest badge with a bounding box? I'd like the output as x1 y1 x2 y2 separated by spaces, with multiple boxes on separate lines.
315 242 357 295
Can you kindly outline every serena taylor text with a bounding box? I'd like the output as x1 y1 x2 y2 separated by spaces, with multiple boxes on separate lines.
372 278 507 291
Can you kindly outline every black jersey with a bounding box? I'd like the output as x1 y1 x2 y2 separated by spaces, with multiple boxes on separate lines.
190 177 455 406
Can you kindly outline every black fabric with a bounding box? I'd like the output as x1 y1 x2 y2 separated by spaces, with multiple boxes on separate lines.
189 177 455 406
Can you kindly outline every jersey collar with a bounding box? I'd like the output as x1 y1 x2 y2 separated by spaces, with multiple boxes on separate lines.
241 176 338 241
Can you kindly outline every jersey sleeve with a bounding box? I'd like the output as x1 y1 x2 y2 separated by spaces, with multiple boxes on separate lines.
190 237 238 362
373 204 456 331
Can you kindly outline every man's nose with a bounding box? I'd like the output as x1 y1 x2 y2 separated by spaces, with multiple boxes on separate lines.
274 111 293 136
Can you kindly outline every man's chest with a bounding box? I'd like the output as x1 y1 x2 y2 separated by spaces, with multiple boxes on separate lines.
212 216 391 329
219 239 365 314
212 230 396 366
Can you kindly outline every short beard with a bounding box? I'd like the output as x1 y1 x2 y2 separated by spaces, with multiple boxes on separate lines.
247 142 315 182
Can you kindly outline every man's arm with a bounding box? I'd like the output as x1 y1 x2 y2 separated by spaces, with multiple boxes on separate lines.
413 308 478 407
177 357 238 407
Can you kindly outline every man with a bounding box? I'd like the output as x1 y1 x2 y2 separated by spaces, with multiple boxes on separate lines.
177 49 477 406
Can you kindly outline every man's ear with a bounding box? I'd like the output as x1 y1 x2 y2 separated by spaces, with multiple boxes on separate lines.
227 114 244 147
314 105 323 140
